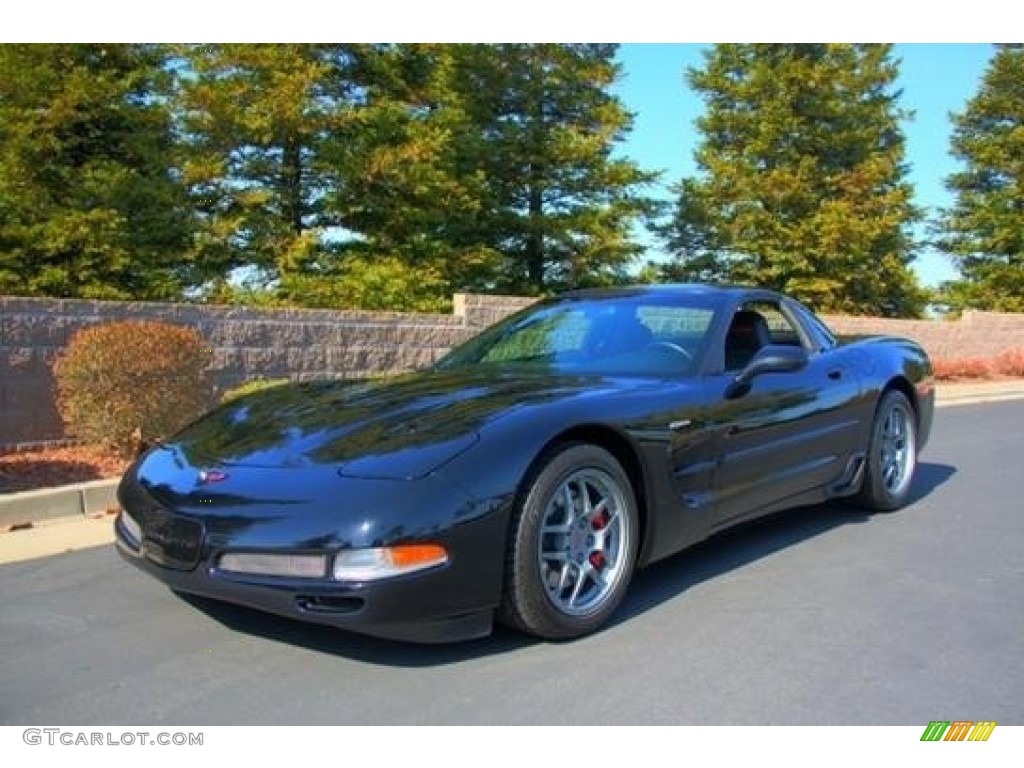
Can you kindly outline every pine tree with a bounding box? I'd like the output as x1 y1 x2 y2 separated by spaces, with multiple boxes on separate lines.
174 44 354 290
448 44 656 294
318 44 496 301
176 44 473 311
661 44 926 317
936 45 1024 312
323 44 656 298
0 44 191 299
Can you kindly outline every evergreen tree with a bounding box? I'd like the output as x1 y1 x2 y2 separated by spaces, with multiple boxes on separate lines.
936 45 1024 312
662 44 925 317
174 44 354 289
176 44 475 310
318 44 496 300
0 44 656 308
448 44 656 294
324 44 656 298
0 44 190 299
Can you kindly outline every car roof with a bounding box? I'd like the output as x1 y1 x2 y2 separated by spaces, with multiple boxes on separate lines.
560 283 776 303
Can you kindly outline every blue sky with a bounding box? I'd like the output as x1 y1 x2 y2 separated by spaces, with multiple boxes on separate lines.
612 43 995 287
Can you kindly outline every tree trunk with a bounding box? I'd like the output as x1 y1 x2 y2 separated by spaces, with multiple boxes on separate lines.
526 183 544 291
282 136 303 235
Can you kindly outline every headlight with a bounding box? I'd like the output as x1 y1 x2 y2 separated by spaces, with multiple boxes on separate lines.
218 552 327 578
333 545 448 581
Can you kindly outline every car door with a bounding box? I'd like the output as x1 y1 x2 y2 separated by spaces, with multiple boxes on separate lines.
705 299 862 528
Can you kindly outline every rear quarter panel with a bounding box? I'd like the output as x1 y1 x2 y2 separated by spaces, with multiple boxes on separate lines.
838 335 935 448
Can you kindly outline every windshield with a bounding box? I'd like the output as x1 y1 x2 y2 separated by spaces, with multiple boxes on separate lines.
436 295 718 377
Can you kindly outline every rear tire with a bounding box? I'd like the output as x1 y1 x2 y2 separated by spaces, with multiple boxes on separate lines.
500 444 638 640
857 390 918 512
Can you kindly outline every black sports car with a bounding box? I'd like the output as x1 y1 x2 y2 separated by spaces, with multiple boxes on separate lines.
116 285 934 642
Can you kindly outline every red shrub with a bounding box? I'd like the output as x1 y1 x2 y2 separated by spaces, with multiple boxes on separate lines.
931 357 993 381
994 348 1024 377
53 320 214 456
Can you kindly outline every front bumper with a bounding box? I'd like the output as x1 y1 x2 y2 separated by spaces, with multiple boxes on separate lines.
113 457 510 643
115 513 495 643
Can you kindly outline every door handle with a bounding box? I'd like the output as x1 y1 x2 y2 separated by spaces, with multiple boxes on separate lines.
827 368 843 380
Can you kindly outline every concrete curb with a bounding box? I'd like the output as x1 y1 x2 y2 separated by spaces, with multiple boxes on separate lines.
0 513 116 565
0 477 119 530
934 381 1024 408
937 392 1024 408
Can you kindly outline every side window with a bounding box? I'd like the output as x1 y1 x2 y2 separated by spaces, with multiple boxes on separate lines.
751 303 803 347
791 302 837 351
723 300 805 371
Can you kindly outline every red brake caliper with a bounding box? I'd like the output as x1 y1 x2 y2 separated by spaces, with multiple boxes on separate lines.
589 509 609 570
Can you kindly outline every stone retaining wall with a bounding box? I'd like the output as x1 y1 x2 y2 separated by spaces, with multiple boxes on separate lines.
823 310 1024 360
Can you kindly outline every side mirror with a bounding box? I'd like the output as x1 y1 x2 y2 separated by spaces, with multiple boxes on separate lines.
726 345 809 398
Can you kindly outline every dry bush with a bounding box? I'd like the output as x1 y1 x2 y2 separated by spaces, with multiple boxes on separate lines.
53 320 214 456
994 348 1024 377
930 357 993 381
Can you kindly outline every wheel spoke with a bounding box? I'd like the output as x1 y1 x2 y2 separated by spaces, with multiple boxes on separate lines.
542 550 569 563
542 521 571 535
568 564 589 606
556 562 571 593
884 460 899 489
580 481 594 517
594 525 616 557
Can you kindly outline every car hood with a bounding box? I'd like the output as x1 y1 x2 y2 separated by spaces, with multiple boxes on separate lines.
167 369 644 478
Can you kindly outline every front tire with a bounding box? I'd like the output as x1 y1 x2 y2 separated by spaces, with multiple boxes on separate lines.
500 444 638 640
857 390 918 511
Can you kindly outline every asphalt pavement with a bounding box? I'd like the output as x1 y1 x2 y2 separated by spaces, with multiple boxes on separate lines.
1 400 1022 725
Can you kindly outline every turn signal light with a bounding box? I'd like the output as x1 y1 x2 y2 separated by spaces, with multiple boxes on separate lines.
333 544 448 581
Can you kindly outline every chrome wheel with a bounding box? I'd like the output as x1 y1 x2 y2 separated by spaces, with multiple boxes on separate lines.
537 468 631 617
879 399 916 497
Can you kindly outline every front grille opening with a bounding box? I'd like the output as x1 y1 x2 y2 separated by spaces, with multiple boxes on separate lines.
295 595 365 615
